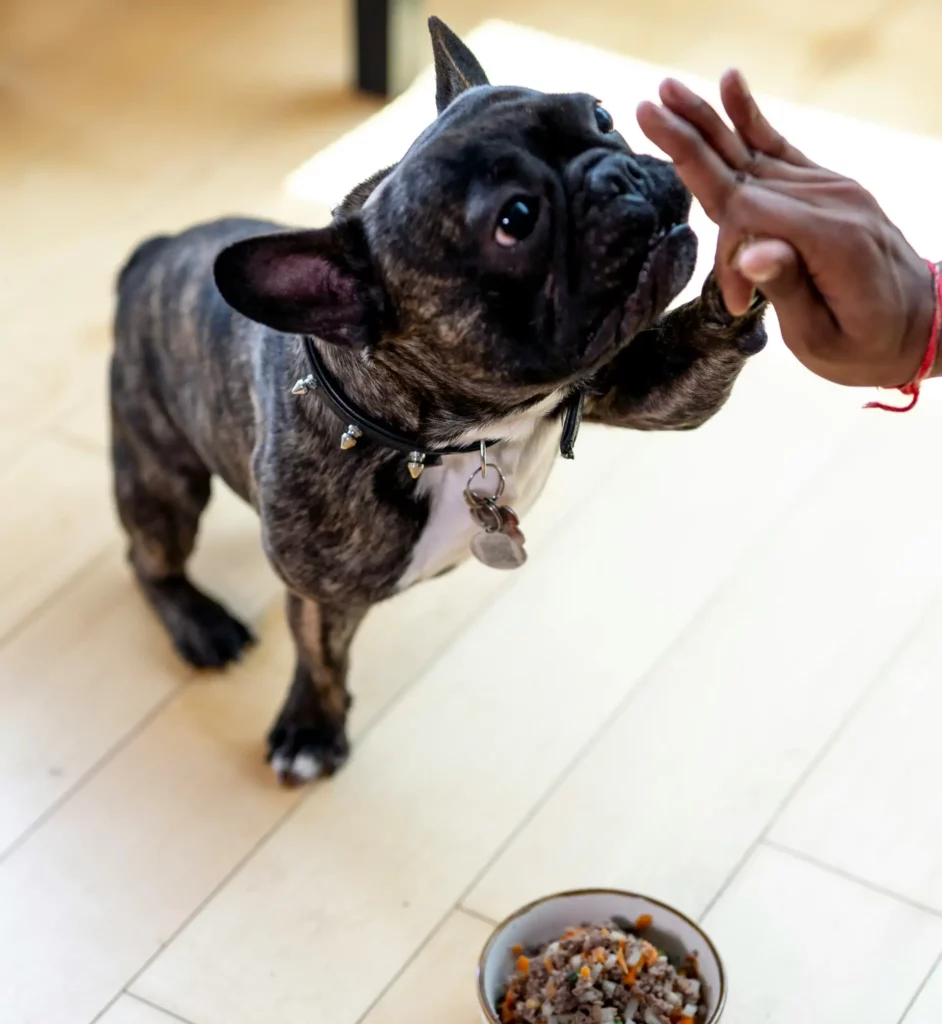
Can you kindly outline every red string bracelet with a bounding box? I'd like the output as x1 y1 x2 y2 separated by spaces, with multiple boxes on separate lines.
865 259 941 413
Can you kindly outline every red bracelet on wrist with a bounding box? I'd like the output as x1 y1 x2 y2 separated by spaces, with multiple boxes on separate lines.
865 259 941 413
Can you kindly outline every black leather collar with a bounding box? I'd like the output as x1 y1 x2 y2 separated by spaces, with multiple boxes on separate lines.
294 335 585 471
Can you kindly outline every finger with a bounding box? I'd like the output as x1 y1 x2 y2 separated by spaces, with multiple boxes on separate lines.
658 78 752 170
737 238 800 285
720 69 814 167
637 101 737 221
734 238 840 363
714 225 757 316
721 183 833 275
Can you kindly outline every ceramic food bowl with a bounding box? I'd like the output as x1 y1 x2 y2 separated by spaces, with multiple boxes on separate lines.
477 889 726 1024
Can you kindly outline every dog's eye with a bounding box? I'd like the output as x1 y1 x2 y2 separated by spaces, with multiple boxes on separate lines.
494 197 540 247
594 104 615 133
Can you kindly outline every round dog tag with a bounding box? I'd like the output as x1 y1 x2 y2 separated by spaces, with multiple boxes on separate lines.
470 529 527 570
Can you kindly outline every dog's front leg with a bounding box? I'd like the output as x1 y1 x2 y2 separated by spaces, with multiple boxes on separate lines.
585 274 768 432
268 593 368 785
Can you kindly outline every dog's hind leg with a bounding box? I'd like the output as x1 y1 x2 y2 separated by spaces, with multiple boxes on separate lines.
268 593 368 784
110 384 254 669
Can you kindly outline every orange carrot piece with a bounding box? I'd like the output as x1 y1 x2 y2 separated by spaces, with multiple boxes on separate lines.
579 965 591 980
616 946 630 979
512 944 524 957
516 956 530 976
635 914 653 930
678 1017 694 1024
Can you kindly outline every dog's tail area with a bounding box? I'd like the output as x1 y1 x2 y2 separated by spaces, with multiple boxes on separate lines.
116 234 172 293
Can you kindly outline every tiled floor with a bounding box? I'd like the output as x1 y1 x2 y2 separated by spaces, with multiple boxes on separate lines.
3 2 942 1023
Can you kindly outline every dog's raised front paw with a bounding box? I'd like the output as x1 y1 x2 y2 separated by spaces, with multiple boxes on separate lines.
733 318 768 356
695 273 768 356
267 720 350 787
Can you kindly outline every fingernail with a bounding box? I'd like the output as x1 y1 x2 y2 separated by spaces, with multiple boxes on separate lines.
737 243 779 283
740 263 777 284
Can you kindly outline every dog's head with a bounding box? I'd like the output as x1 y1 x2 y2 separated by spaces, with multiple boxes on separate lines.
215 18 698 410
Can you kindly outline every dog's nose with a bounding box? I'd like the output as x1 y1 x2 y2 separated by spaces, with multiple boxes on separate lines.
585 153 646 199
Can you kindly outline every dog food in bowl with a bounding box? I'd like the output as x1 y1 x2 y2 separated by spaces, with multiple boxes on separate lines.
500 918 703 1024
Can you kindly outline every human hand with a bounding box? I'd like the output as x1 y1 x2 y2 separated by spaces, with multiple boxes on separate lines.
636 70 937 388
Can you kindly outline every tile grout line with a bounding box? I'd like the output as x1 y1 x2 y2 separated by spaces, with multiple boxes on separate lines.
697 580 942 922
896 947 942 1024
0 542 112 651
457 904 501 928
350 423 873 1024
764 839 942 921
0 666 194 869
123 990 199 1024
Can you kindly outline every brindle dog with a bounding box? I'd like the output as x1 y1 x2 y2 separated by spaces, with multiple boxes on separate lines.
111 19 766 784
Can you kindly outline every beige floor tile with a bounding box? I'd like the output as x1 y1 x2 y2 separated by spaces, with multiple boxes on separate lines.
97 994 191 1024
703 845 942 1024
903 956 942 1024
0 550 184 857
465 406 942 923
770 591 942 910
363 910 494 1024
0 439 113 642
0 605 302 1024
0 486 278 858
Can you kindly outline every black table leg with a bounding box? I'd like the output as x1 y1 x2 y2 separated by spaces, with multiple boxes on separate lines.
354 0 422 97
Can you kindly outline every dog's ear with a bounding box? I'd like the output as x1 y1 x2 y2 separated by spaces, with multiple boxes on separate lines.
428 16 489 114
214 220 380 345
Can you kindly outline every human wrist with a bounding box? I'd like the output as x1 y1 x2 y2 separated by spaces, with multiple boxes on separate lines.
901 258 938 382
930 261 942 379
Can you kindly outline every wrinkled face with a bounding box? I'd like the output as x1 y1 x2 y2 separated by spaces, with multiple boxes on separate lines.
214 19 698 406
353 85 696 389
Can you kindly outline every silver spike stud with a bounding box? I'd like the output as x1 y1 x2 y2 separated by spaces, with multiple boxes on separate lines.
407 451 426 479
339 425 363 451
291 374 318 396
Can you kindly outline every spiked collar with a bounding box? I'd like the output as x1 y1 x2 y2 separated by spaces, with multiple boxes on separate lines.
291 335 585 478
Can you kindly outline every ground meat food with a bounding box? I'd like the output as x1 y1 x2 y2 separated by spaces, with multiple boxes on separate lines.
499 920 705 1024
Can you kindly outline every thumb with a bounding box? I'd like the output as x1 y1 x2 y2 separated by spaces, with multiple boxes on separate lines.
737 238 801 288
736 238 837 357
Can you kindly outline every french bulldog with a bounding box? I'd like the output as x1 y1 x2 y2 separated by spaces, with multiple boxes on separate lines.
111 18 766 784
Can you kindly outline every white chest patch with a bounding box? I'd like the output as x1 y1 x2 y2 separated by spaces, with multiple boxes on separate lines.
397 396 565 589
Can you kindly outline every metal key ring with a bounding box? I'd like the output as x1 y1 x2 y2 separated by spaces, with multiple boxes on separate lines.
465 463 506 504
472 502 504 533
